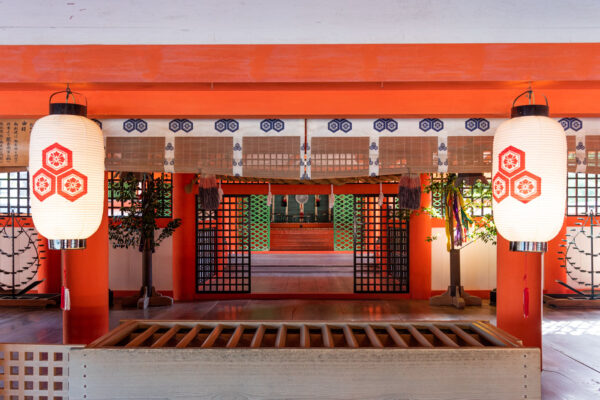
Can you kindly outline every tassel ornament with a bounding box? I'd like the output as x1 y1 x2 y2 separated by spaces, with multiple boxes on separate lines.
266 183 272 206
397 174 422 210
61 286 71 311
61 251 70 311
329 184 335 209
198 175 221 210
218 181 224 203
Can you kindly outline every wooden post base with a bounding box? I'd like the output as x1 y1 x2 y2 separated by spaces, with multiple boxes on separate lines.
429 286 482 309
120 287 173 309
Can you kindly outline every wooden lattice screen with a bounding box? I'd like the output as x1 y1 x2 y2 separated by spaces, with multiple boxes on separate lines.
0 343 81 400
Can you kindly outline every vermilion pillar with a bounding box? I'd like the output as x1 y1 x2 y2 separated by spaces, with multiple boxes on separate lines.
409 174 432 299
496 235 542 348
544 218 569 294
36 235 61 293
63 176 109 344
172 173 196 301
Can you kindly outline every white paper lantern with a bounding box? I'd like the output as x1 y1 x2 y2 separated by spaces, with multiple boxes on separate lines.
492 95 566 252
29 95 104 250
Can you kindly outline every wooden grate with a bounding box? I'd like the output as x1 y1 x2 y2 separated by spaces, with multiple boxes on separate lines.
0 343 81 400
87 320 523 349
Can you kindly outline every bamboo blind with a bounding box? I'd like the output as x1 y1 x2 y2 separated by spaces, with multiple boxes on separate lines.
2 118 597 178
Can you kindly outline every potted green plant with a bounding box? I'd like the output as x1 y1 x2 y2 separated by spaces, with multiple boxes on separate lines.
423 173 496 309
108 172 182 309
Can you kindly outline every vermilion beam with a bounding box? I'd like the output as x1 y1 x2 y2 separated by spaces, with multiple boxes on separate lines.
0 44 599 84
1 88 600 118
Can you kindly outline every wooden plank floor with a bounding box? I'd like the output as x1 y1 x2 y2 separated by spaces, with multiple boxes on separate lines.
1 301 599 399
252 252 354 293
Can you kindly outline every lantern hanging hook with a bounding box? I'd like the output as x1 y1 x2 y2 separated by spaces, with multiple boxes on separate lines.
512 89 548 109
65 83 72 103
49 84 88 108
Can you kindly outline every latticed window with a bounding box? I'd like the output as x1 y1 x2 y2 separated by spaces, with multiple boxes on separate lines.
108 172 173 217
430 173 492 218
567 172 600 216
0 171 30 215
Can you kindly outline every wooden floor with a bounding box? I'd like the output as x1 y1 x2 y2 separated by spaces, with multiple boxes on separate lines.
1 300 600 399
252 252 353 293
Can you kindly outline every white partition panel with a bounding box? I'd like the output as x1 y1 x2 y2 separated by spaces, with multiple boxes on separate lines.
109 237 173 292
431 227 497 291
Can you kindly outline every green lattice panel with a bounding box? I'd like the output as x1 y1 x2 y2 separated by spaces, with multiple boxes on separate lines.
333 194 355 251
250 194 270 251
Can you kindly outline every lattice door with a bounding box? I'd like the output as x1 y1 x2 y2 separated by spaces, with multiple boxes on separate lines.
353 195 409 293
196 195 251 293
250 194 270 251
333 194 354 250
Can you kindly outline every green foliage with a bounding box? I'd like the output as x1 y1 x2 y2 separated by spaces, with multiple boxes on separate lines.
423 173 497 248
108 172 182 252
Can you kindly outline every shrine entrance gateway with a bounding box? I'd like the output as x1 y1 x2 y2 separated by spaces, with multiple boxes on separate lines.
353 194 410 293
196 195 251 293
195 193 410 294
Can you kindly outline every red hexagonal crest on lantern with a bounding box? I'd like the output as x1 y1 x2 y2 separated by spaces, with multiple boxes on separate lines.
492 172 509 203
57 169 87 202
498 146 526 177
32 169 56 201
42 143 73 175
511 171 542 204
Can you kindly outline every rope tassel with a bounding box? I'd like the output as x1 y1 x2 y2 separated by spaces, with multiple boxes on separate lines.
329 184 335 209
61 251 70 311
266 183 272 206
397 174 421 210
198 175 221 210
61 286 70 311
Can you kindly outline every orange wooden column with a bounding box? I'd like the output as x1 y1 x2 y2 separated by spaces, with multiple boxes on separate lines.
496 236 542 348
172 173 197 301
36 235 61 293
409 174 432 299
544 218 569 294
63 176 109 345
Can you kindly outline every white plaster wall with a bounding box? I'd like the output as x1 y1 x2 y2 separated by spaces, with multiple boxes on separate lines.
0 0 597 45
108 237 173 291
431 227 497 291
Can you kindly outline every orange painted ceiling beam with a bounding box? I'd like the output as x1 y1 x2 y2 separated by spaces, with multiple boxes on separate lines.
1 44 599 117
1 87 600 117
0 43 599 84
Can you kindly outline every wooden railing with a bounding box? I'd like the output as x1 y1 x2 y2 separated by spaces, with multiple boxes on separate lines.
1 320 538 400
87 320 523 349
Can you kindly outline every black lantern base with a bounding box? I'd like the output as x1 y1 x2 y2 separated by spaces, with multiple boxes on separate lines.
50 102 87 117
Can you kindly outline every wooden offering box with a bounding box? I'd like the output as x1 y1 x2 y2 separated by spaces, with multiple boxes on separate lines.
270 222 334 251
70 320 540 400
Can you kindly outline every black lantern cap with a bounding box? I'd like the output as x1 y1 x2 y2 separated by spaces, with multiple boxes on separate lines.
49 85 87 117
510 89 549 118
